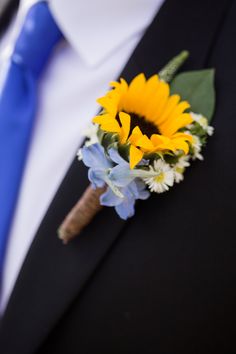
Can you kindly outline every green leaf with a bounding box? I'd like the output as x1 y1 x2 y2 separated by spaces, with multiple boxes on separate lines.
170 69 215 122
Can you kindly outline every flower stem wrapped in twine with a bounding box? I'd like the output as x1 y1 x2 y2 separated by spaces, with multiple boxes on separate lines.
58 185 106 244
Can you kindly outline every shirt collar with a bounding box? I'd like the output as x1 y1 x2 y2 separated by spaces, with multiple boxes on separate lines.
18 0 164 67
49 0 165 67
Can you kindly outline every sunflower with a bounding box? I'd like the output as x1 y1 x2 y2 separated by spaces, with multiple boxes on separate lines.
93 74 193 169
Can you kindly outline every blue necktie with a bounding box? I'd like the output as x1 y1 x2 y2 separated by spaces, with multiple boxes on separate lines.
0 2 62 287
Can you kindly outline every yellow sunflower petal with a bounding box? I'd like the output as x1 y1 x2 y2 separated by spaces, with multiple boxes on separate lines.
92 114 109 124
171 138 190 154
164 101 190 123
150 134 175 152
120 78 129 91
160 113 193 137
130 145 144 169
144 80 170 123
96 96 112 108
119 112 131 144
136 134 154 151
96 96 118 116
129 73 146 93
109 80 123 89
146 74 160 92
172 132 193 143
171 100 190 115
137 75 160 114
123 73 146 113
156 94 181 125
151 134 170 146
110 78 129 96
93 114 121 133
128 126 143 145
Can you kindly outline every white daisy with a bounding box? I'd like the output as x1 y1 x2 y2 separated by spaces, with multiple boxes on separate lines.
191 134 204 160
144 159 174 193
173 156 190 183
77 124 99 160
84 124 99 147
77 148 83 161
190 112 214 136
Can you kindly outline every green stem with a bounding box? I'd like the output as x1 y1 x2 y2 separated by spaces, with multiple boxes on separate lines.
158 50 189 83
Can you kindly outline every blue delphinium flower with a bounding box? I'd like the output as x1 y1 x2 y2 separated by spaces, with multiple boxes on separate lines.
100 180 150 219
81 143 113 188
81 143 150 220
108 148 152 187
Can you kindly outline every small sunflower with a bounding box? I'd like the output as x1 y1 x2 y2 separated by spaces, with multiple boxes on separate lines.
93 73 193 168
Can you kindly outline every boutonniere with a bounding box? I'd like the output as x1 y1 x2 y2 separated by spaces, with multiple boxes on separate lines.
58 51 215 244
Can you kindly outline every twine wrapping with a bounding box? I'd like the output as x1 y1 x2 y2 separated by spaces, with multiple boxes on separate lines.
58 184 106 244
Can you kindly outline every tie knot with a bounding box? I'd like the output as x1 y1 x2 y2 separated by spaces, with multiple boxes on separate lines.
12 1 63 77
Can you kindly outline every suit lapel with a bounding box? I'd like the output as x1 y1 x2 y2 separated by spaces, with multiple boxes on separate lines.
0 1 230 353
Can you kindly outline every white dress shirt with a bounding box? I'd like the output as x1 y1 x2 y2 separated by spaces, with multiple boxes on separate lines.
0 0 164 313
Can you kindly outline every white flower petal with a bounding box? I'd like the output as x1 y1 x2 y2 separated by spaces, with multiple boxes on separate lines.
144 159 175 194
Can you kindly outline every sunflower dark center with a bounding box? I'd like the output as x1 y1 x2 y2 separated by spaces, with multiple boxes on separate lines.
116 112 160 138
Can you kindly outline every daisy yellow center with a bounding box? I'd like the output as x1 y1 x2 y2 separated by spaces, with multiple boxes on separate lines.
93 73 194 169
199 117 208 127
175 166 184 174
154 172 165 184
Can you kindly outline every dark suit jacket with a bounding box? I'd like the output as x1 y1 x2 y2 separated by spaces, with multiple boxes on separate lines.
0 1 236 353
